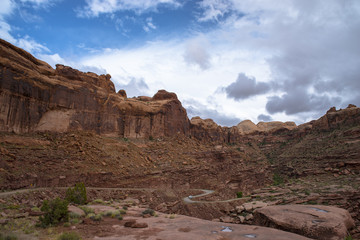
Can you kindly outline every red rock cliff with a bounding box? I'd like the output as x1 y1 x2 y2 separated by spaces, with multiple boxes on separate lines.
0 39 190 138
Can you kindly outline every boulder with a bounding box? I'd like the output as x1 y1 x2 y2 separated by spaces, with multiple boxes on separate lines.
117 89 127 98
68 205 85 217
237 120 258 134
152 90 178 101
242 201 268 211
220 216 234 223
253 204 355 240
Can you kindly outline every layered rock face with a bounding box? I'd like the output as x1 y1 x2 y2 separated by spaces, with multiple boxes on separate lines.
1 38 359 141
0 39 189 138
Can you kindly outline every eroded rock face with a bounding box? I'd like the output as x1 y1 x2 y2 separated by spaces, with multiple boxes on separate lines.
0 39 190 138
312 105 360 131
190 117 230 143
253 204 355 240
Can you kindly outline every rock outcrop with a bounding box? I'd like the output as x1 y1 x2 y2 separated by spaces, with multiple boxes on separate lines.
253 205 355 240
190 117 229 142
0 39 189 138
311 105 360 131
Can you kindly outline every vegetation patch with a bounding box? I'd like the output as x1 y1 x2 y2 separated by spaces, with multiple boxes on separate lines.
38 197 69 228
66 183 87 205
142 208 155 216
57 232 81 240
273 173 284 186
236 191 243 198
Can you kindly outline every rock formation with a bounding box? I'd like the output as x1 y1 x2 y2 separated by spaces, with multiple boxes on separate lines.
1 39 360 142
0 39 190 138
253 205 355 240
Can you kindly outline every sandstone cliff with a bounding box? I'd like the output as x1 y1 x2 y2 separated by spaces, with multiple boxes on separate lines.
1 39 359 142
0 39 189 138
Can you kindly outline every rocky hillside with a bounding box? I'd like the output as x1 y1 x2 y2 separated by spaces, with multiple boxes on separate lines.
1 38 360 239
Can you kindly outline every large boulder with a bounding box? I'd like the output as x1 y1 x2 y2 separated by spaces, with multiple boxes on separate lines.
253 204 355 240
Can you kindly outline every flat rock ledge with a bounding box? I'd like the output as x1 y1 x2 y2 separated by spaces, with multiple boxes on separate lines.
253 204 355 240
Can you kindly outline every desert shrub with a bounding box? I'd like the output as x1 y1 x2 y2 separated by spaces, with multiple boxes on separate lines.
345 234 353 240
39 198 69 228
57 232 81 240
0 233 18 240
272 173 284 186
69 212 81 219
122 206 128 210
63 222 71 227
66 183 87 205
70 218 81 224
142 209 155 216
89 214 102 221
236 192 243 198
79 206 94 215
102 211 113 217
31 207 41 212
92 199 105 204
86 213 95 221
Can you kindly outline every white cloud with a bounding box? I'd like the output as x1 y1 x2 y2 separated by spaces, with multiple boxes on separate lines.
183 35 211 70
0 21 16 43
197 0 233 22
143 17 156 32
0 0 14 17
78 0 181 17
17 35 49 54
37 53 66 67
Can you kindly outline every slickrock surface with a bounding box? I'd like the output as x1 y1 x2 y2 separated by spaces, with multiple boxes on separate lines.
253 204 354 240
88 207 311 240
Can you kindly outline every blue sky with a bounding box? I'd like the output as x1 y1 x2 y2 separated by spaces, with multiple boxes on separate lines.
1 0 360 126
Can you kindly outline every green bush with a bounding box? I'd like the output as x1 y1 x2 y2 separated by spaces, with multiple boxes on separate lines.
39 198 69 228
57 232 81 240
66 183 87 205
273 173 284 186
142 209 155 216
236 192 243 198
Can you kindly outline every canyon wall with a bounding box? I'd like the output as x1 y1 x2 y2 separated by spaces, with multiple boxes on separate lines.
0 39 189 138
1 38 359 141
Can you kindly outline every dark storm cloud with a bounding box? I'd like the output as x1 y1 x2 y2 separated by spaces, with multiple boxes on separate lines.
257 114 272 122
265 89 340 115
260 1 360 116
223 73 271 100
183 98 241 127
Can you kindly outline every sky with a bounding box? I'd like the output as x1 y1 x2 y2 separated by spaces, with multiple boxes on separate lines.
1 0 360 126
